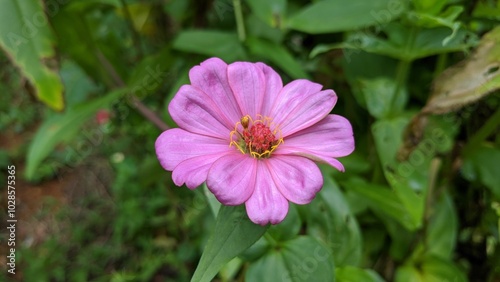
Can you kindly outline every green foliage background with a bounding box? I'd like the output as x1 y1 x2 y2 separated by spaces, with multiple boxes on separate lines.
1 0 500 281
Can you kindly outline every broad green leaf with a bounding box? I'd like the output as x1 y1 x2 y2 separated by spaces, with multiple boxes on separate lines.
246 236 335 282
315 168 362 266
218 257 243 282
287 0 407 34
0 0 64 110
422 26 500 114
473 1 500 19
267 204 301 242
245 250 288 282
247 36 310 79
412 0 448 15
376 211 415 261
203 184 221 217
407 6 464 45
425 193 458 259
343 177 417 230
25 89 126 180
66 0 120 12
59 60 100 107
312 23 477 61
246 14 285 43
395 256 467 282
406 192 458 261
51 9 115 87
238 236 271 262
336 266 386 282
173 30 246 62
126 47 174 99
191 205 268 282
245 0 286 28
462 145 500 198
357 77 408 119
340 51 398 110
371 117 425 229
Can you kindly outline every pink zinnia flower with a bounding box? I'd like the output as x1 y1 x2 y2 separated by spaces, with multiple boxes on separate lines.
155 58 354 225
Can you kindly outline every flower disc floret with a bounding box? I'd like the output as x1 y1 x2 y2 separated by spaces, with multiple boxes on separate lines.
230 115 283 158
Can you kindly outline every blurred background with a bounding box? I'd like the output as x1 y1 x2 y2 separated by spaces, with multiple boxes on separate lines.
0 0 499 281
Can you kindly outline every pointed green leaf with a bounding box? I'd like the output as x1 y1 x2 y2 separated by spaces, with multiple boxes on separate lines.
336 266 386 282
371 117 425 229
173 30 246 62
246 236 335 282
245 0 286 28
191 205 268 282
395 256 467 282
25 89 126 180
343 177 417 230
287 0 407 34
312 24 477 61
312 167 362 266
0 0 64 110
462 145 500 198
247 36 310 79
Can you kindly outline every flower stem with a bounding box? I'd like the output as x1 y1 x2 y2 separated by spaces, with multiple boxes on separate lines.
391 59 411 115
233 0 246 42
463 106 500 155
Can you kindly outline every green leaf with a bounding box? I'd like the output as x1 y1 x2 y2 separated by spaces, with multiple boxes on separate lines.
0 0 64 110
246 236 335 282
462 145 500 198
173 30 246 62
59 60 100 107
191 205 268 282
343 177 417 230
51 9 114 87
287 0 407 34
371 117 425 230
126 47 174 99
203 183 221 217
312 23 477 61
407 6 464 45
316 168 362 266
267 204 301 242
247 36 310 79
357 77 408 119
395 256 467 282
425 193 458 259
245 0 286 28
340 51 398 110
412 0 448 15
25 89 126 180
336 266 386 282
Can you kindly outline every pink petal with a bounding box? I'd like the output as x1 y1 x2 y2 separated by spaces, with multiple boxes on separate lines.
155 128 230 171
169 85 232 139
206 153 257 205
172 154 228 189
266 156 323 204
270 79 337 137
245 162 289 225
227 62 266 119
275 115 354 171
189 58 242 126
255 62 283 117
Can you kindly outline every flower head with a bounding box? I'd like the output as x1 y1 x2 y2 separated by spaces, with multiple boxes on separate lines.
155 58 354 225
